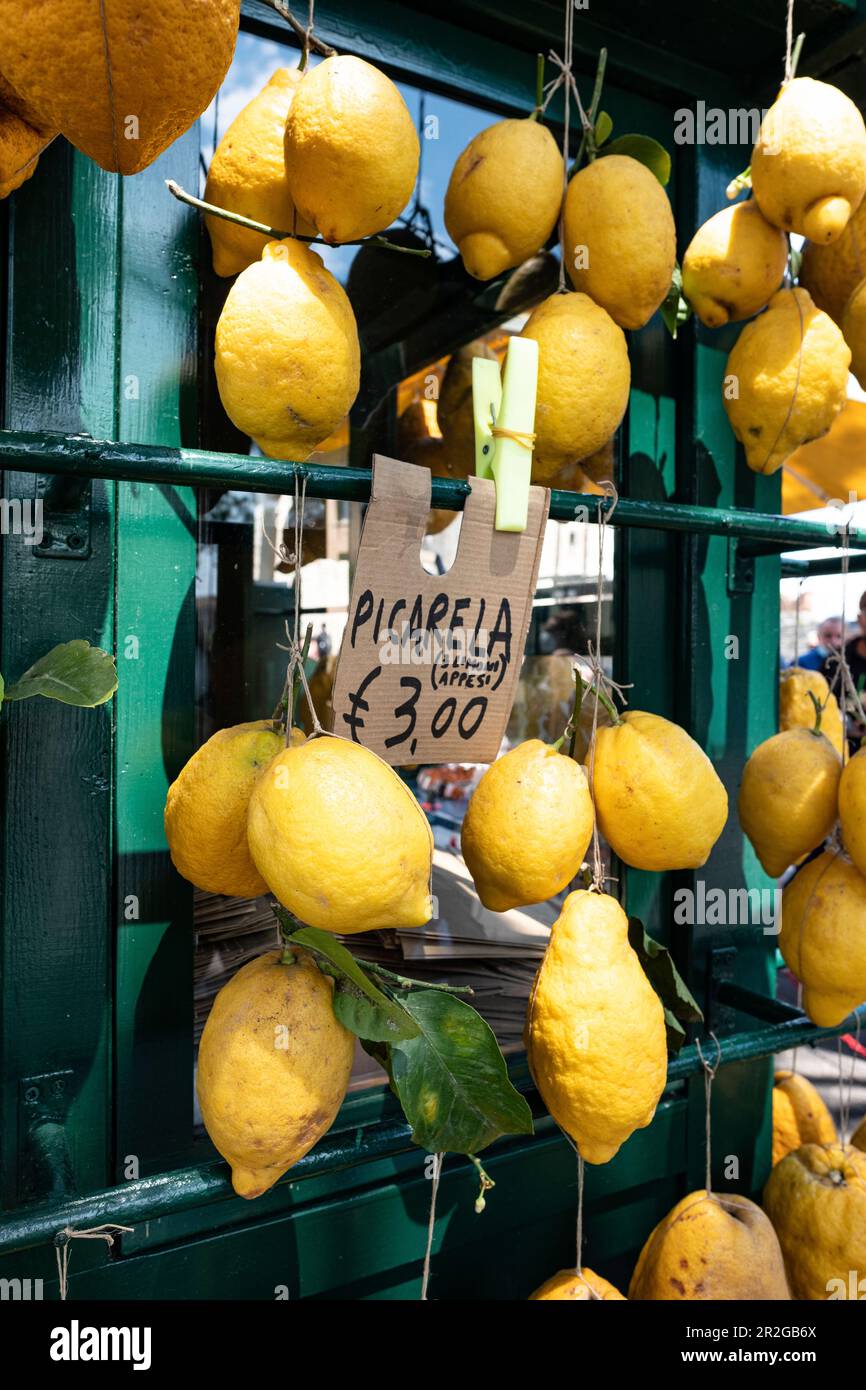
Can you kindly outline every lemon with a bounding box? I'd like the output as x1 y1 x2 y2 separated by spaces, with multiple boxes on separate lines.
772 1070 836 1166
839 744 866 876
526 890 667 1164
0 0 240 175
444 117 564 280
780 848 866 1026
799 196 866 322
197 948 354 1199
284 55 419 243
523 292 630 481
562 154 676 329
841 277 866 389
588 711 727 871
215 237 360 462
629 1192 790 1300
164 720 286 899
752 77 866 244
461 740 594 912
0 97 53 199
530 1268 626 1300
682 201 787 328
247 735 434 934
779 666 844 757
205 68 315 277
737 727 841 878
764 1143 866 1299
724 287 850 475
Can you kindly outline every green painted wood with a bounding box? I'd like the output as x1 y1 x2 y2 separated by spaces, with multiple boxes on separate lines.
675 139 778 1198
113 132 200 1176
0 142 118 1207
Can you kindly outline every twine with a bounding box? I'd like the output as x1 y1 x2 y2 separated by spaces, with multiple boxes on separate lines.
837 1012 862 1144
54 1224 133 1301
420 1152 444 1301
783 0 796 84
490 424 536 449
695 1032 721 1198
541 0 593 292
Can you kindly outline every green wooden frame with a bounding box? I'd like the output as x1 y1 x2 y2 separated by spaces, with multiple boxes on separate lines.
1 0 864 1300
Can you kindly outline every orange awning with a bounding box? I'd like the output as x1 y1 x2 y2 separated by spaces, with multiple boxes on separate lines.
783 399 866 514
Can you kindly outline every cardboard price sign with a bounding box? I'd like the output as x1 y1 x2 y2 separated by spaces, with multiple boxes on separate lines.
330 456 550 764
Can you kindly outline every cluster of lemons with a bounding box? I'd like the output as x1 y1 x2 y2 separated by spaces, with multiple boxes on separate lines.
738 666 866 1028
683 77 866 474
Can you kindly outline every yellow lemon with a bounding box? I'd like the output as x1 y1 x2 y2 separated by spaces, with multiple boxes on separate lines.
523 292 630 481
780 848 866 1026
841 277 866 389
738 727 841 878
772 1070 836 1166
799 196 866 322
837 744 866 876
563 154 676 329
682 200 787 328
215 237 360 461
779 666 844 757
629 1191 790 1300
0 72 56 199
461 740 594 912
0 0 240 175
763 1143 866 1299
164 720 286 899
284 55 419 243
247 735 434 934
723 287 850 475
205 68 315 277
588 711 727 871
530 1268 626 1300
444 117 564 280
526 890 667 1165
197 948 354 1199
751 78 866 244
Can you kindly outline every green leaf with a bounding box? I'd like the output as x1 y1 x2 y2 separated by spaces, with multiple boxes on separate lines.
593 110 613 147
661 262 693 340
386 990 533 1154
283 922 420 1042
628 916 703 1055
600 133 671 185
3 640 117 706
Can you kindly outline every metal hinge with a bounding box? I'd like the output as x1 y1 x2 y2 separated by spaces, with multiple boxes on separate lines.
34 474 92 559
726 537 755 595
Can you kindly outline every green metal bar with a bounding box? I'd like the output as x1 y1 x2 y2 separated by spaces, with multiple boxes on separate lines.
0 1004 861 1259
2 429 864 553
781 552 866 578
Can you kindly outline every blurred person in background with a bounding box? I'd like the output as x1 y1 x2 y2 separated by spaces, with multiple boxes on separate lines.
821 596 866 751
793 615 843 671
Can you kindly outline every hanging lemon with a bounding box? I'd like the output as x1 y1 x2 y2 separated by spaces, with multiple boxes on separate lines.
723 287 850 475
751 77 866 244
0 0 241 175
205 69 315 277
284 55 419 243
738 726 841 877
444 118 564 280
682 201 787 328
563 154 676 329
780 848 866 1026
214 238 360 461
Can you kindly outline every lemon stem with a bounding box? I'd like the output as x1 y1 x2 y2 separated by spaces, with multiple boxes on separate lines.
261 0 337 59
807 688 823 735
362 961 474 996
529 53 545 121
571 47 607 173
788 32 806 81
166 182 433 256
289 622 314 733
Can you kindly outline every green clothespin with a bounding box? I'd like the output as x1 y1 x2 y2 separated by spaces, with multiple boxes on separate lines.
472 337 539 532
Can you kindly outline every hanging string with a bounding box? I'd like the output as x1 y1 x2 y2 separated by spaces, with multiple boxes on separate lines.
540 0 592 292
792 578 803 667
54 1224 133 1301
695 1033 722 1198
837 1012 862 1145
419 1152 444 1301
583 482 630 889
783 0 796 83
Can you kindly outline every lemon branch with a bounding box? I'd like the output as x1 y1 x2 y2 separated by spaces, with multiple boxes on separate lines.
807 688 824 735
259 0 337 60
570 47 607 173
166 181 432 256
529 53 545 121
